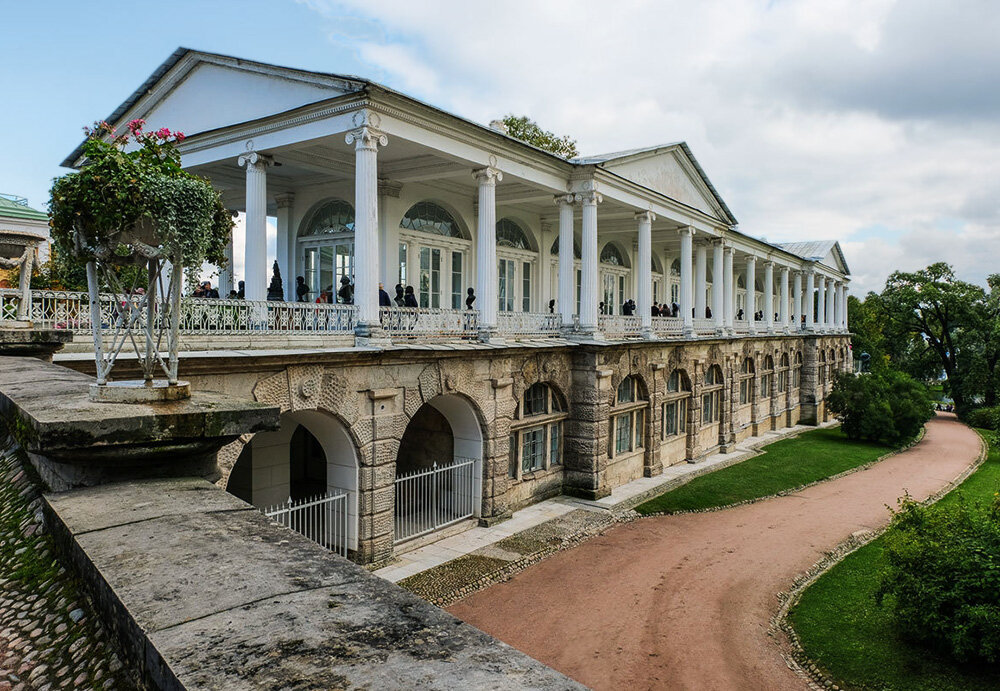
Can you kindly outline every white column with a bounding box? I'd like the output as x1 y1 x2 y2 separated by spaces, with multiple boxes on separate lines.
816 276 827 332
779 266 790 332
712 240 724 333
679 227 694 336
792 271 802 331
474 164 503 338
695 242 707 319
556 194 576 328
723 246 735 332
804 270 815 331
763 261 774 333
843 284 850 331
378 179 402 288
578 189 602 334
826 278 836 331
218 232 234 297
275 193 294 301
237 150 271 301
637 211 655 337
745 255 756 333
345 117 388 335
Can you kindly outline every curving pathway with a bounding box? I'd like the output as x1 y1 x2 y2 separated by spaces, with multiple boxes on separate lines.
448 414 982 690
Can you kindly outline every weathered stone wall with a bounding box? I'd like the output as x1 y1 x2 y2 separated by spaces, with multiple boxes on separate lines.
91 334 849 563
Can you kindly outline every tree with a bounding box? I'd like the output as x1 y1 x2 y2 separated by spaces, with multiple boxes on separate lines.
826 370 933 445
877 263 988 414
500 115 579 158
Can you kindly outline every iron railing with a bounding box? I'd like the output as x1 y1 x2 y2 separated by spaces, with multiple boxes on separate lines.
393 458 476 543
264 490 350 558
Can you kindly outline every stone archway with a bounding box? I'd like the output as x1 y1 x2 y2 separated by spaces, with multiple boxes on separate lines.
393 393 485 543
226 409 360 551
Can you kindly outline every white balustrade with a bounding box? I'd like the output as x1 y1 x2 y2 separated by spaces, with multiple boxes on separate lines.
650 316 684 337
378 306 478 339
599 314 643 338
692 318 717 336
496 311 562 336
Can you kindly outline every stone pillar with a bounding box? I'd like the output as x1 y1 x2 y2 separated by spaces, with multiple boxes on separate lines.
237 149 271 301
474 164 503 340
763 261 774 333
843 284 850 331
745 255 756 333
723 246 735 333
275 193 295 301
679 227 693 337
578 190 602 336
712 240 725 334
780 266 790 333
695 242 707 319
792 271 802 331
799 336 820 425
346 116 388 337
637 211 655 337
556 195 576 328
564 355 612 499
804 270 815 332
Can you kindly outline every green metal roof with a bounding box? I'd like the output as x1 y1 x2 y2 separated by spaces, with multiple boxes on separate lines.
0 194 47 222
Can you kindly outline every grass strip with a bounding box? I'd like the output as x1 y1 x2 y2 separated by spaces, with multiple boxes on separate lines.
635 427 890 514
788 428 1000 690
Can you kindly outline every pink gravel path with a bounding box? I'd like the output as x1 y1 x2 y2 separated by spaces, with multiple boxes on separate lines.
448 414 982 690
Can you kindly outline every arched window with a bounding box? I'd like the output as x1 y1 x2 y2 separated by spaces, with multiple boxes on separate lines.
549 236 581 259
399 202 468 309
778 352 790 393
739 357 755 405
702 365 724 424
601 243 626 266
761 355 775 398
298 199 356 303
793 351 803 388
401 202 462 237
612 376 647 456
509 383 567 478
663 369 691 439
300 200 355 236
497 218 535 312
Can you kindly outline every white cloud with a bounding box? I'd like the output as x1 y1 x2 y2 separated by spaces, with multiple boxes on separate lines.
298 0 1000 294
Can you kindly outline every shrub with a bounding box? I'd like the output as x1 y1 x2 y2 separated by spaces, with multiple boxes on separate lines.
876 494 1000 663
827 370 934 445
964 406 1000 431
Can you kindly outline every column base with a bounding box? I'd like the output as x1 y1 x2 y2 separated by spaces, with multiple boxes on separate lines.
354 322 392 347
640 327 655 340
478 328 506 344
571 328 604 342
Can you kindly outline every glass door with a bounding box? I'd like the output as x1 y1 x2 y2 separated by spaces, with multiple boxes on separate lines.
419 247 441 308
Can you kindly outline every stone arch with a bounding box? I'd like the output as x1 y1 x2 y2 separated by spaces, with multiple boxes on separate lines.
226 408 361 551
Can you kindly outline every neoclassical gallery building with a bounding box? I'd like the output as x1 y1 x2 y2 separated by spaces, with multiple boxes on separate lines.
59 48 852 564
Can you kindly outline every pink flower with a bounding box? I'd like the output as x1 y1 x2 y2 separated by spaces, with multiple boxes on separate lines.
175 132 186 141
127 119 146 134
155 127 171 139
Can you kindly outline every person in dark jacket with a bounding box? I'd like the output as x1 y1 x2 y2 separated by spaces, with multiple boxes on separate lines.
378 282 391 307
403 285 419 307
393 284 405 307
295 276 309 302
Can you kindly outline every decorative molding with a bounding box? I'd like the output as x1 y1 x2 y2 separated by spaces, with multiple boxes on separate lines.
377 179 402 198
635 210 657 223
237 150 272 169
576 190 603 206
553 193 576 207
275 192 295 209
473 163 503 186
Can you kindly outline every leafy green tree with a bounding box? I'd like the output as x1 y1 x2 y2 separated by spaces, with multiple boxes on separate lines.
847 293 886 366
878 263 988 414
500 115 579 158
827 370 933 445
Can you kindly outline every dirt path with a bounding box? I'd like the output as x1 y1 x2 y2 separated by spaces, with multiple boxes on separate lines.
448 414 981 691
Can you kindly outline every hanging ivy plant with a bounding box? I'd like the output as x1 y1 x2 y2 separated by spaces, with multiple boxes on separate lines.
49 119 232 269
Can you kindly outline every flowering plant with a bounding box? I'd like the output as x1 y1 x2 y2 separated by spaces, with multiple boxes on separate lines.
49 119 232 268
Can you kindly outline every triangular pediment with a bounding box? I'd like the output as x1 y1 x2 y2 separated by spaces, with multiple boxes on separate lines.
578 144 735 224
64 49 365 166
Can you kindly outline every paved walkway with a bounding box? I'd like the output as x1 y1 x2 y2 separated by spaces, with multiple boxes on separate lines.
376 421 834 583
447 414 982 691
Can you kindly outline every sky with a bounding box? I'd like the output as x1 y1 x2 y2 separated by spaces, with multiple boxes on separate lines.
2 0 998 295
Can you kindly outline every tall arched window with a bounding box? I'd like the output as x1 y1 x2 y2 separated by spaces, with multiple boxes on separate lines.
612 376 647 456
702 365 724 424
663 369 691 439
399 202 469 309
549 237 582 315
600 243 630 315
508 383 567 478
793 351 803 388
298 199 356 302
739 357 755 405
778 352 790 393
496 218 536 312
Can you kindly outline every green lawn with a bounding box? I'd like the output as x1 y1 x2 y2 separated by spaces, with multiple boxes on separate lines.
634 427 891 514
788 429 1000 691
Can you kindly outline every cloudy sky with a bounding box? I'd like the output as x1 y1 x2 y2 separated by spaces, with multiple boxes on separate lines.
2 0 998 294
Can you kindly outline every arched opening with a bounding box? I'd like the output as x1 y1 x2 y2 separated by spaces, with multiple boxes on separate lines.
600 242 631 315
226 409 360 553
662 368 692 464
496 217 538 313
297 199 355 303
398 201 470 310
393 394 484 544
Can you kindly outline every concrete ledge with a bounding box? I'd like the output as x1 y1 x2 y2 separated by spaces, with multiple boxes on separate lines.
44 477 581 690
0 357 279 489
